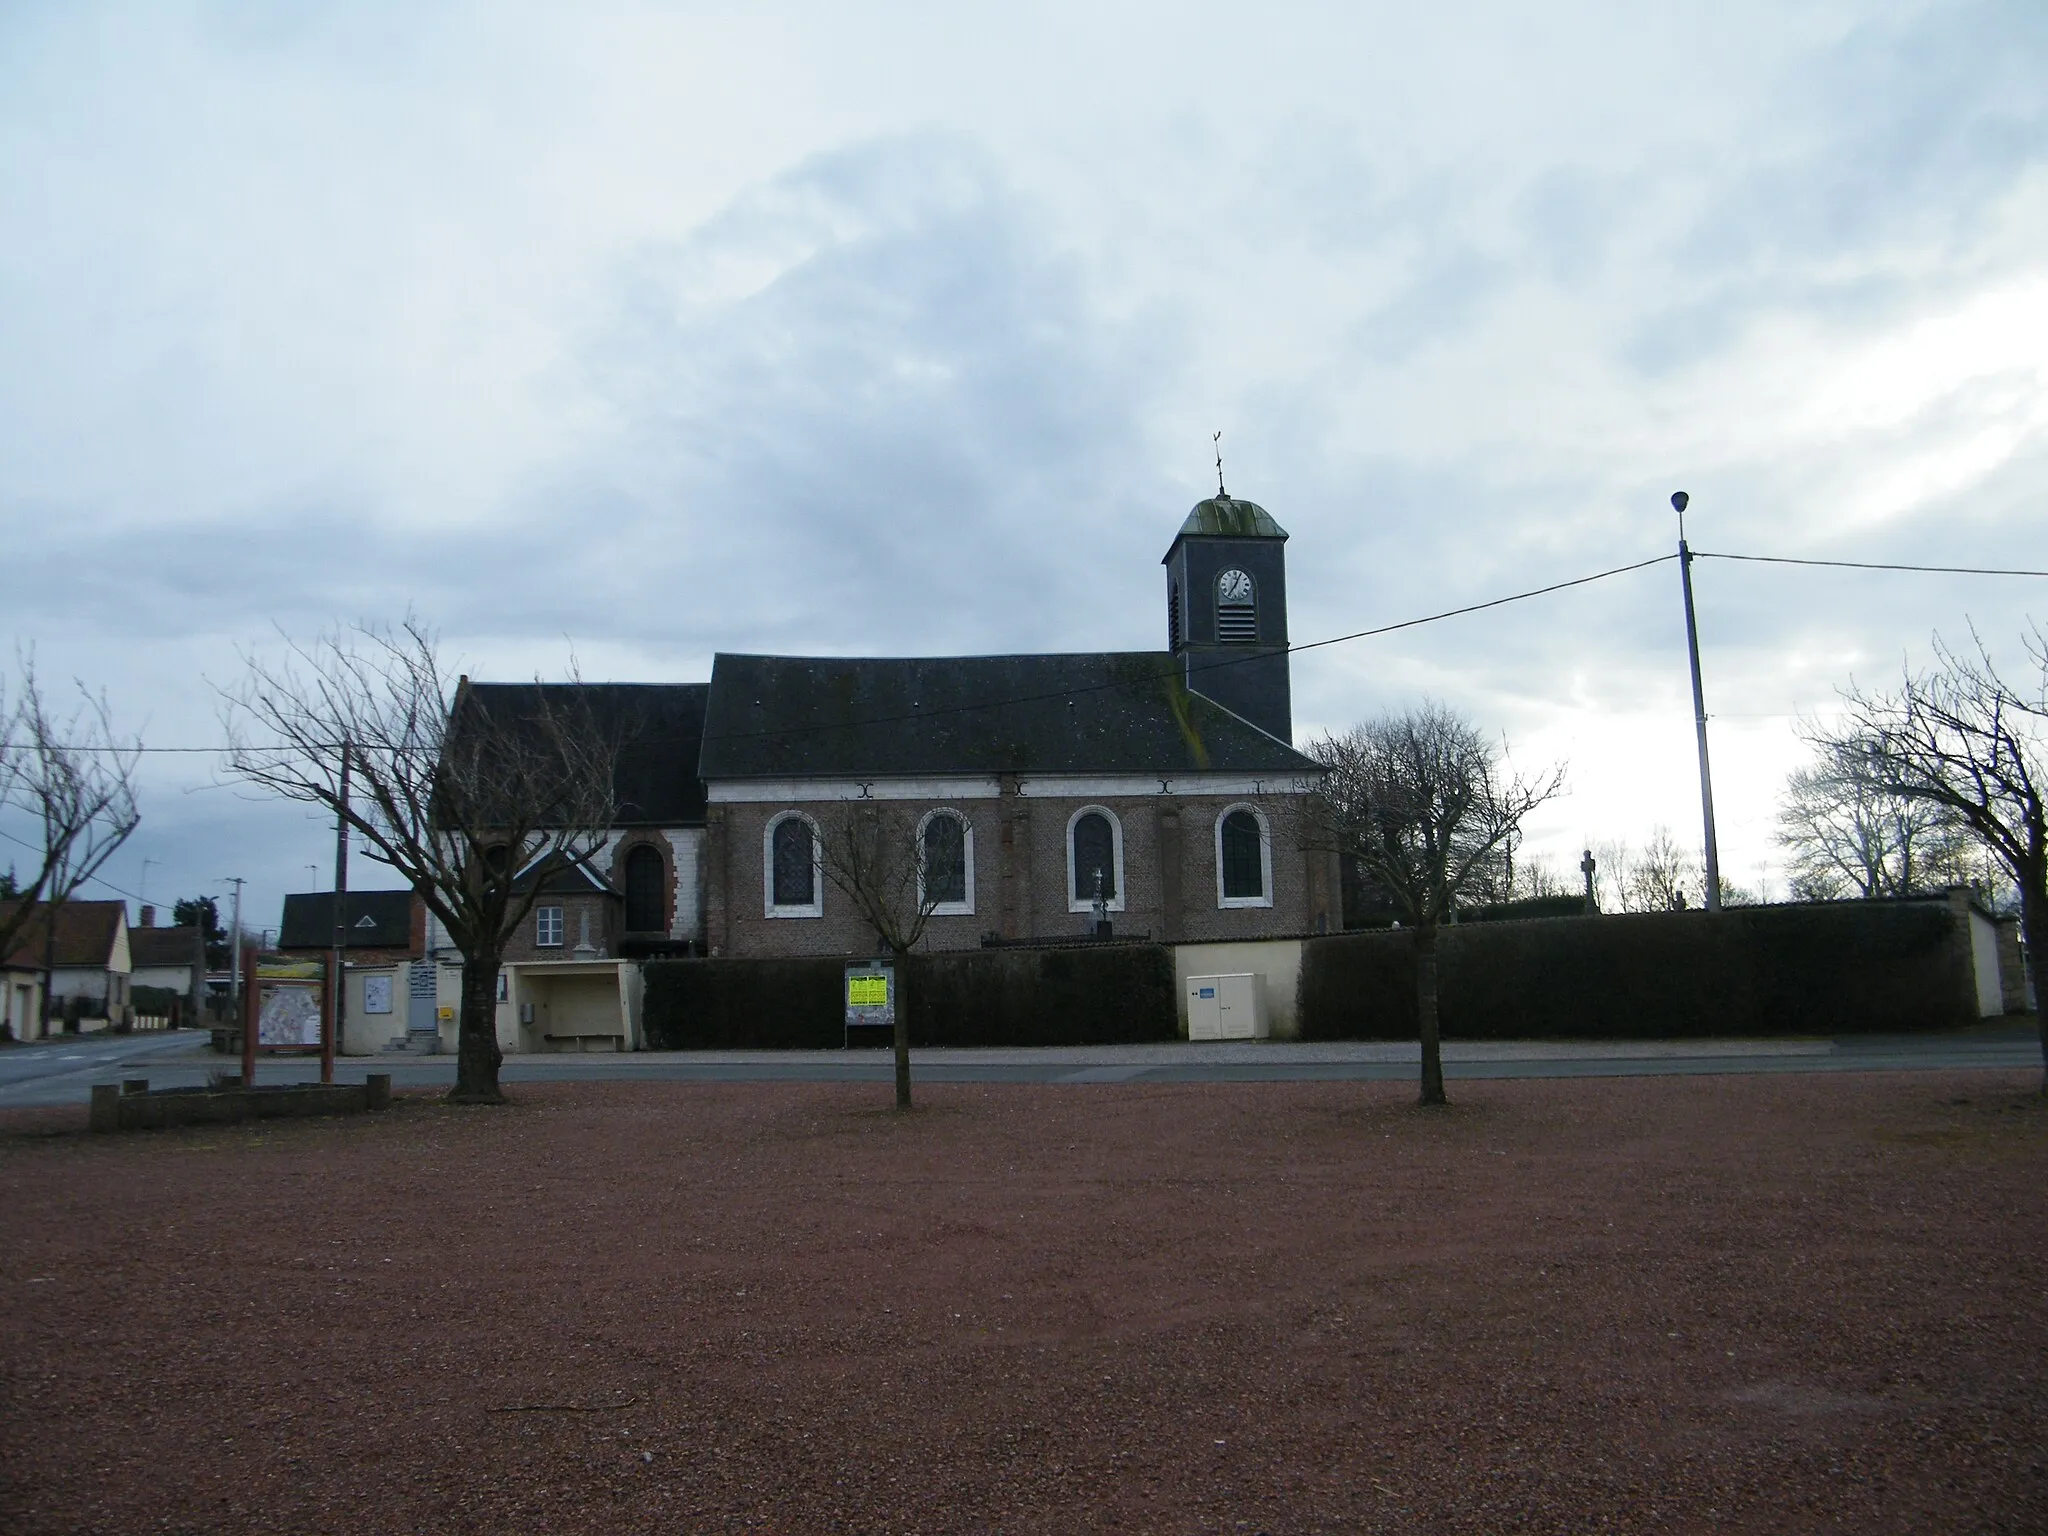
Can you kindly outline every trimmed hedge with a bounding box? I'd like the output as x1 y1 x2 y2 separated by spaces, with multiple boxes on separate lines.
643 944 1178 1050
1300 900 1974 1040
642 956 844 1049
905 945 1176 1047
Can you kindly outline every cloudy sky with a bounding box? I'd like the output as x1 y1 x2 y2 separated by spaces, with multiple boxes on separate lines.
3 0 2043 933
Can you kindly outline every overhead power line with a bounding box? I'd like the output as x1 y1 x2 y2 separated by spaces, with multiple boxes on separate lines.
1692 551 2048 578
5 543 2038 757
5 552 1679 755
0 825 149 904
1286 553 1675 657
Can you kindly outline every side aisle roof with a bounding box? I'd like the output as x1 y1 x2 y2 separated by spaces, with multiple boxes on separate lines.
453 682 709 826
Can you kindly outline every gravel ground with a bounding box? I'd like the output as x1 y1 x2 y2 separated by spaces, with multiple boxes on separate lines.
2 1072 2043 1535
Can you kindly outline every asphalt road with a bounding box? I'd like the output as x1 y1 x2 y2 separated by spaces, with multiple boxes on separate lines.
0 1023 2038 1109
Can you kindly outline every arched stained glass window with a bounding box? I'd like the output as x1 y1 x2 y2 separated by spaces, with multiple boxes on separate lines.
922 813 967 906
1071 811 1117 903
771 817 815 908
1220 809 1265 900
624 845 666 932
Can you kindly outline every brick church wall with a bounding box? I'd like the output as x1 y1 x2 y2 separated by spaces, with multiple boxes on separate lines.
704 792 1334 959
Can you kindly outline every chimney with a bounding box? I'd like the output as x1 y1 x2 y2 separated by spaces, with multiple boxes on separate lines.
139 905 156 928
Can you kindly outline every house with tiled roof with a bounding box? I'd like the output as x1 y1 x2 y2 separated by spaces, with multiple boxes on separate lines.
128 906 207 1025
0 899 132 1037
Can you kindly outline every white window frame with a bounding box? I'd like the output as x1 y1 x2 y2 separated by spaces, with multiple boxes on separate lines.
916 808 976 917
1215 802 1274 909
1065 805 1127 914
535 905 564 947
763 811 823 919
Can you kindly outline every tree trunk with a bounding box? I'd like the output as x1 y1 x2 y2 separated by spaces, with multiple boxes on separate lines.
1415 919 1446 1106
891 947 913 1112
449 949 506 1104
2023 883 2048 1096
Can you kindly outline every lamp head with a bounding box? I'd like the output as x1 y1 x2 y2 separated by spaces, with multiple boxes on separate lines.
1671 491 1689 514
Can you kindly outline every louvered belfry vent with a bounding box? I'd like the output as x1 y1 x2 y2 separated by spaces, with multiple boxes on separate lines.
1217 601 1257 643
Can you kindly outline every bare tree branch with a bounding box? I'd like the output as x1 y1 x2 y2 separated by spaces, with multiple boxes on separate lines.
812 800 949 1110
218 616 623 1102
1811 621 2047 1088
0 652 142 1013
1300 701 1566 1105
1777 736 1973 899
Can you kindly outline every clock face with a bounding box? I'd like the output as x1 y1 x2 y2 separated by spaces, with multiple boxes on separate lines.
1217 568 1254 604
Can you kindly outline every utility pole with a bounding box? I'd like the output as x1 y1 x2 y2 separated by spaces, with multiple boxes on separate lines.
225 876 246 1011
325 742 349 1085
1672 491 1723 913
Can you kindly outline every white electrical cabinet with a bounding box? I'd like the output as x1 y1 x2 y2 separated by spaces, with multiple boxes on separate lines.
1186 973 1269 1041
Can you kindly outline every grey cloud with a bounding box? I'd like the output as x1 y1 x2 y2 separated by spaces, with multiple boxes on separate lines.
528 132 1190 662
8 132 1195 674
1628 1 2048 372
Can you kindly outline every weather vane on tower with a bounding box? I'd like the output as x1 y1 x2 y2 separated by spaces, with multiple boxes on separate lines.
1213 430 1227 498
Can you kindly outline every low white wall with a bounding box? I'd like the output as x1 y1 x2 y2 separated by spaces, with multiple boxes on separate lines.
499 961 637 1052
338 965 402 1055
1173 939 1303 1039
3 970 45 1041
1968 908 2003 1018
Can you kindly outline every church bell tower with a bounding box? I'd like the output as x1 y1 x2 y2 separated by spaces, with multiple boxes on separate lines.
1162 488 1292 744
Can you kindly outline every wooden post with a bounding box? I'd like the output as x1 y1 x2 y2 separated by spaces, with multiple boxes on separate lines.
325 741 349 1085
240 940 258 1086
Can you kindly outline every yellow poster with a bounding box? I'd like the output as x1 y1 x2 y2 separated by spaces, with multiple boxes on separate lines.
847 976 888 1007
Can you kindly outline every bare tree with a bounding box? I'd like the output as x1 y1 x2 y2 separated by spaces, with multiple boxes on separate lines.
1626 825 1694 912
1304 703 1566 1105
220 618 621 1103
1817 625 2047 1089
1509 850 1570 901
812 801 949 1111
1777 735 1972 899
0 654 141 1030
1588 827 1714 911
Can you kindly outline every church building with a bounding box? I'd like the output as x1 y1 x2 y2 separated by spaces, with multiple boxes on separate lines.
460 490 1335 964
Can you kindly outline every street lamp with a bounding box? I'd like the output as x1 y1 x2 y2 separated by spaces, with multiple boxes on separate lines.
1672 491 1722 912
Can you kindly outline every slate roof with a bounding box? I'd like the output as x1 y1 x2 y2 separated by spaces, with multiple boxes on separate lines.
699 652 1321 780
0 900 126 970
1170 495 1288 544
512 856 620 897
130 925 204 972
280 891 417 951
453 682 708 826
